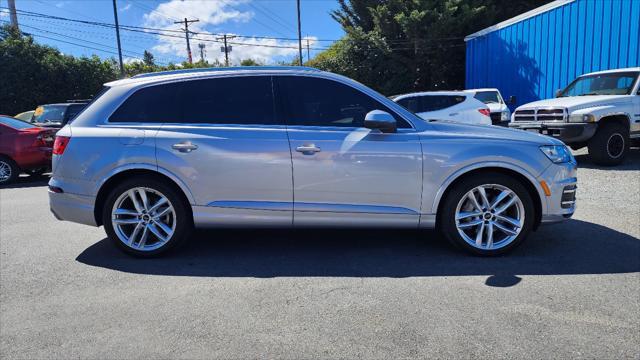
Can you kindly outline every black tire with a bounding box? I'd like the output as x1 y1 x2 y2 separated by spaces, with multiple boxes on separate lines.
0 156 19 185
587 123 629 166
438 173 536 256
102 176 193 257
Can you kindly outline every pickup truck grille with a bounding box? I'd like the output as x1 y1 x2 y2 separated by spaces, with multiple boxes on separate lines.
514 108 566 122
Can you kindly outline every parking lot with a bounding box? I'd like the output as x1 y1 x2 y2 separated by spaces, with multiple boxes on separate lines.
0 148 638 359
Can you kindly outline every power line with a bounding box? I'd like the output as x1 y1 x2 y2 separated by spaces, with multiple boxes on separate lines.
174 18 199 63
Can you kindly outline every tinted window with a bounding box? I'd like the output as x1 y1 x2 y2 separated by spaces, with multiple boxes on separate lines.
397 95 465 113
66 104 86 119
109 83 181 123
0 116 37 130
180 76 275 125
561 71 640 96
473 91 501 104
278 76 411 128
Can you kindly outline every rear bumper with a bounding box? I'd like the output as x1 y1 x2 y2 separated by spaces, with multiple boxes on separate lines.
509 122 596 144
14 147 52 171
48 189 97 226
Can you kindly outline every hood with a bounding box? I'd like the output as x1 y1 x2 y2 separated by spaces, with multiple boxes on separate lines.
425 121 562 146
517 95 629 112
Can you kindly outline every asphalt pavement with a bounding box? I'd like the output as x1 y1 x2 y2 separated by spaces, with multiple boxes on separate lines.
1 148 639 359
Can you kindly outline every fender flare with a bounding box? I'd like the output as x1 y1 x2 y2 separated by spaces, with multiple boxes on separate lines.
429 161 546 214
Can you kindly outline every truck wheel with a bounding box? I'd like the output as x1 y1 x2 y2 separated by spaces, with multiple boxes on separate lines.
0 156 19 185
588 123 628 166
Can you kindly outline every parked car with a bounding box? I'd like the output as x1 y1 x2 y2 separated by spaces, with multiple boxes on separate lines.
0 115 56 184
392 91 491 125
509 67 640 165
48 67 576 257
14 110 35 122
32 102 88 128
465 88 514 126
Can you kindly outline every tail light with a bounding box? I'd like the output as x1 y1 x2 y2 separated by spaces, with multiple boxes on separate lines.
478 108 491 117
53 136 70 155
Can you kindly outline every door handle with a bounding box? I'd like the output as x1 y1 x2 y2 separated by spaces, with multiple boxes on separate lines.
295 144 321 154
172 142 198 153
449 112 459 116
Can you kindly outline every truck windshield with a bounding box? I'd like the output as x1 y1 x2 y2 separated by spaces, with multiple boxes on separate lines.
32 105 67 124
560 71 639 97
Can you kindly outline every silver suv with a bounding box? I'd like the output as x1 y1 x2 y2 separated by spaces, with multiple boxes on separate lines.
48 66 577 257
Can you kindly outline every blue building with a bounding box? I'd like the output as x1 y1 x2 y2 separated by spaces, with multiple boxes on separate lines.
464 0 640 108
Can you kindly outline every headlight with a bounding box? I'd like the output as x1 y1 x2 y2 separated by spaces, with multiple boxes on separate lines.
568 114 595 122
501 111 509 121
539 145 574 163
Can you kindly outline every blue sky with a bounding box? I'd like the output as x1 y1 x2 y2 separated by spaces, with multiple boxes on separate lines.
0 0 345 65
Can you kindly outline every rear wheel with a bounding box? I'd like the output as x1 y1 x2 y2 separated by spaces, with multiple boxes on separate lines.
588 123 629 166
439 173 535 256
0 156 19 185
102 177 193 257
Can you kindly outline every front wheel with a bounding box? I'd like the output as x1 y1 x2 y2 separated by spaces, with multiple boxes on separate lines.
587 123 629 166
439 173 535 256
102 177 193 257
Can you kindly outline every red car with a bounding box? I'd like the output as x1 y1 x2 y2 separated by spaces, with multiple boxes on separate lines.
0 115 56 185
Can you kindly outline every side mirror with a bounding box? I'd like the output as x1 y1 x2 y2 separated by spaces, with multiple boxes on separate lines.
364 110 396 133
555 89 563 98
508 95 517 105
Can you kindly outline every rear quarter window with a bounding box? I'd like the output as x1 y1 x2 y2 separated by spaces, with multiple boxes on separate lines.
399 95 465 113
109 83 181 123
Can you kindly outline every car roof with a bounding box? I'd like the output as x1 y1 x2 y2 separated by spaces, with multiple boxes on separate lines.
581 67 640 76
104 66 323 87
37 103 87 107
392 91 470 101
465 88 499 93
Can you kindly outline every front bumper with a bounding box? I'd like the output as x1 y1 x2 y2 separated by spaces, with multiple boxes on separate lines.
509 122 596 144
537 160 578 224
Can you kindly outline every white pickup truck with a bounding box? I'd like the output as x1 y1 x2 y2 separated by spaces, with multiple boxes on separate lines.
509 67 640 165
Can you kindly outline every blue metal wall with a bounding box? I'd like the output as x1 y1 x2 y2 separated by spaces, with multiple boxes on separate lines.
465 0 640 109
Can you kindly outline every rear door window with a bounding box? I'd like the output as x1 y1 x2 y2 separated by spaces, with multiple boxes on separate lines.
179 76 276 125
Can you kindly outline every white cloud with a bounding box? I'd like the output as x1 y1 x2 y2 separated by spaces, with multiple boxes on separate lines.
142 0 313 65
119 3 132 12
55 1 70 8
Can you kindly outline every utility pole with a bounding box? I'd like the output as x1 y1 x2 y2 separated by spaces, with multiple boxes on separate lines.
306 37 310 62
7 0 19 30
111 0 124 77
219 34 234 67
174 18 199 63
198 43 205 63
296 0 303 66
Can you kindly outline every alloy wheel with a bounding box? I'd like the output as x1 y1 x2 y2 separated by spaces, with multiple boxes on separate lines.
0 160 12 183
455 184 525 250
111 187 176 251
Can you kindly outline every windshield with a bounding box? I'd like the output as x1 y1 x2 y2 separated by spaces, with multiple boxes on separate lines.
473 91 502 104
32 105 67 124
0 116 38 130
560 71 639 96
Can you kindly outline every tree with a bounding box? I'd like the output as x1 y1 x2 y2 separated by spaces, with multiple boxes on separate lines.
240 58 263 66
142 50 155 67
309 0 549 95
0 25 119 114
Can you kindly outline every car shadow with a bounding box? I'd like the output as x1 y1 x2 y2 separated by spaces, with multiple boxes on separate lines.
574 147 640 170
76 219 639 285
0 175 49 189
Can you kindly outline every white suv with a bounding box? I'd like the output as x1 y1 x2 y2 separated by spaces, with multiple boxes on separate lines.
510 67 640 165
392 91 491 125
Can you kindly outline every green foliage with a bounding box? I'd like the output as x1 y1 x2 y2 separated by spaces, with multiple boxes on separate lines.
310 0 549 95
240 58 263 66
0 25 119 114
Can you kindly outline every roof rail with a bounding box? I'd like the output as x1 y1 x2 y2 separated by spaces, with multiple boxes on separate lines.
131 66 321 79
